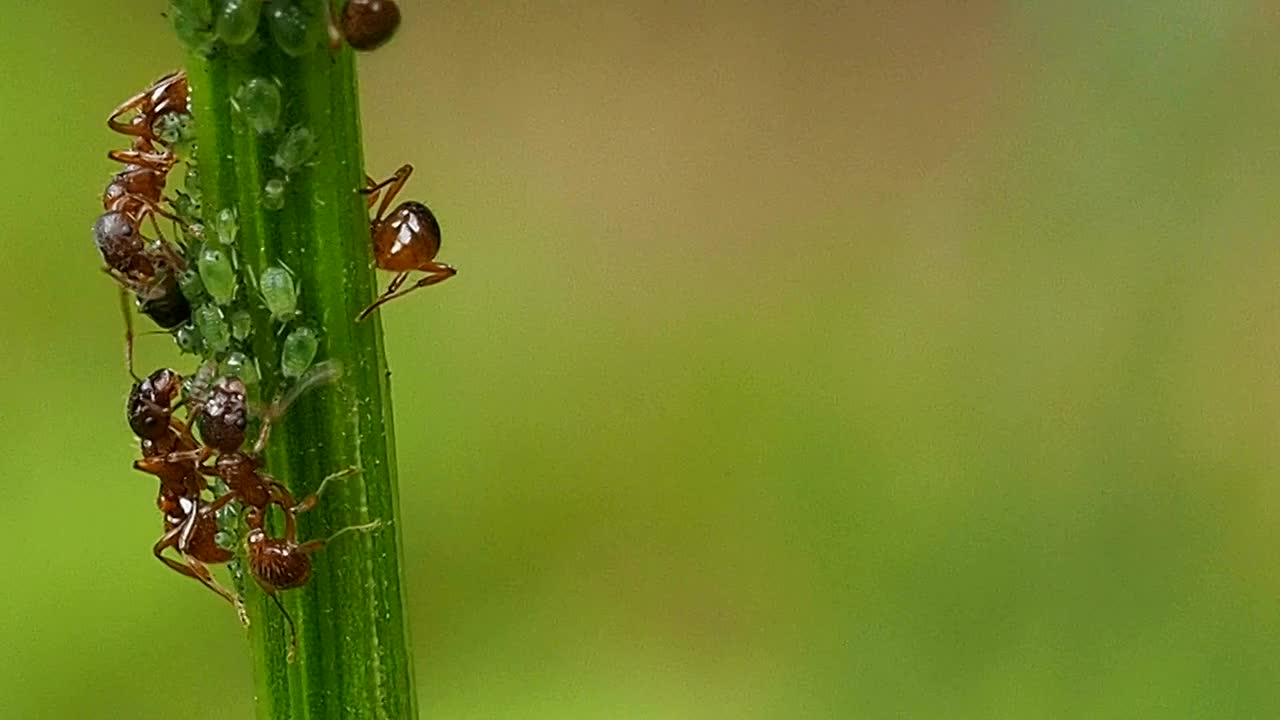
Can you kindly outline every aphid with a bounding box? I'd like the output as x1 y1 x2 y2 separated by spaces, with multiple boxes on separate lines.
281 326 318 379
268 0 325 57
194 304 232 355
329 0 401 52
197 243 237 305
230 309 255 341
273 125 318 174
263 177 286 210
216 0 265 45
234 77 282 135
357 164 457 321
258 263 299 323
215 207 239 245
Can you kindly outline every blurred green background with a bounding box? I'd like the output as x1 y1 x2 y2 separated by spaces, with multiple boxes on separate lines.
4 1 1280 717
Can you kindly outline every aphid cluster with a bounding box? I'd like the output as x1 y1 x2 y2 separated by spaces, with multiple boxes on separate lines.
94 0 455 658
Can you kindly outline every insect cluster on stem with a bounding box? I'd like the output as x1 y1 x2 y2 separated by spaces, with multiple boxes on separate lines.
93 0 461 661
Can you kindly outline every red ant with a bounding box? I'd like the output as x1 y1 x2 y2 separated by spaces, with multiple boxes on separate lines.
128 368 246 621
327 0 401 52
170 367 380 658
99 72 196 373
356 164 457 321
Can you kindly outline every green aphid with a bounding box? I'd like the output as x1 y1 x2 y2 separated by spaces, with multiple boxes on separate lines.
230 310 254 341
266 0 324 57
263 177 286 210
215 0 264 45
197 244 237 305
153 112 195 148
184 164 203 205
194 305 231 355
234 77 281 135
178 268 208 304
171 0 217 54
175 323 202 355
216 208 238 245
222 351 259 384
259 263 299 323
281 326 319 379
273 125 318 174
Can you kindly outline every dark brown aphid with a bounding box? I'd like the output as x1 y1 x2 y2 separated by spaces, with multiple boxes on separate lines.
128 369 245 617
357 164 457 321
330 0 401 51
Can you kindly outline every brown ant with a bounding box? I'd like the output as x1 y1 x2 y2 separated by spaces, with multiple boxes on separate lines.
100 73 197 373
127 368 246 620
356 164 457 321
327 0 401 52
168 366 379 658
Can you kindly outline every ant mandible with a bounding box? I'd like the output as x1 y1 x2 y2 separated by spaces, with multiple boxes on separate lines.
356 164 457 321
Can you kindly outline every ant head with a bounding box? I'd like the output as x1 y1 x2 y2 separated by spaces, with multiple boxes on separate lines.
197 376 249 453
341 0 401 51
127 368 182 440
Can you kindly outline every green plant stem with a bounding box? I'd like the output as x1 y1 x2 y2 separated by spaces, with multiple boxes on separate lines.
187 34 419 720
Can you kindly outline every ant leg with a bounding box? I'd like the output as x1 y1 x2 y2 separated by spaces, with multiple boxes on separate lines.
118 288 138 380
294 519 384 556
356 265 456 322
153 527 248 624
362 164 414 224
291 468 363 515
106 147 174 170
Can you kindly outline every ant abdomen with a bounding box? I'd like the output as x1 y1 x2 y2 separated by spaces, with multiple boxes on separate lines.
340 0 401 51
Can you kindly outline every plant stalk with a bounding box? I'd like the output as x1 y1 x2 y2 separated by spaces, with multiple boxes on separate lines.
185 17 419 720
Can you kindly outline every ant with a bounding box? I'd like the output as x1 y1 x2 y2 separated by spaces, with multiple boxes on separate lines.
327 0 401 52
100 72 197 373
169 367 379 658
356 164 456 321
128 368 246 621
